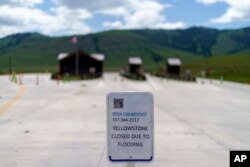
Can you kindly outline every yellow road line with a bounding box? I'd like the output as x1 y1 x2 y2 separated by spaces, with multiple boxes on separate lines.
0 86 26 116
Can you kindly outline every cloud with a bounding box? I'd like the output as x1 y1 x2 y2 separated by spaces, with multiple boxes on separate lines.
154 22 187 29
100 7 128 17
103 21 123 29
196 0 222 5
0 0 43 7
0 0 187 37
53 0 126 11
54 0 185 30
197 0 250 23
102 0 186 30
0 1 92 37
50 6 92 35
0 5 52 37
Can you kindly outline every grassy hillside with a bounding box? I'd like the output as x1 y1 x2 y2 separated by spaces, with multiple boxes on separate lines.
0 30 204 73
184 54 250 84
0 27 250 84
212 27 250 55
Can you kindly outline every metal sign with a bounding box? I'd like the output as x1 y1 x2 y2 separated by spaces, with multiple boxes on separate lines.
107 92 154 162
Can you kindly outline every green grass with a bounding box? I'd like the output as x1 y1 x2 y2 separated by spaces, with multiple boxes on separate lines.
0 28 250 84
183 54 250 84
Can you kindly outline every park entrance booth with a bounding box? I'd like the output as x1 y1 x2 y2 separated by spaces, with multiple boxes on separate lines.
58 51 104 76
128 57 142 75
166 58 182 76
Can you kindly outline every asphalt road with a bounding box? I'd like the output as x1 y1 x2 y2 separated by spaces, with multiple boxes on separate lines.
0 73 250 167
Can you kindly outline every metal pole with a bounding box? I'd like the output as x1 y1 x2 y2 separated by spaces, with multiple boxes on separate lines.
9 55 12 74
76 51 79 75
75 41 79 76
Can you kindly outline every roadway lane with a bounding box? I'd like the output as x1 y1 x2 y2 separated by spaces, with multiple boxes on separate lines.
0 75 20 106
0 73 249 167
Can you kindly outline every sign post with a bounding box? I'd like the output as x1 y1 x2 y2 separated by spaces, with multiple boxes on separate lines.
107 92 154 162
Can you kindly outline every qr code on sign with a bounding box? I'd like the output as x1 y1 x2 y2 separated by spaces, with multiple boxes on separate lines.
113 98 124 109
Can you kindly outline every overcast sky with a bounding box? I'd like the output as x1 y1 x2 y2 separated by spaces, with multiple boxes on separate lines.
0 0 250 37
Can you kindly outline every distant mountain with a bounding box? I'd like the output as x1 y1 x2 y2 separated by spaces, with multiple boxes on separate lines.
0 27 250 73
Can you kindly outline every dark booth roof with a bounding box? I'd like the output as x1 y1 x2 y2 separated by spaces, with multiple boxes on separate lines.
128 57 142 65
167 58 182 66
58 52 105 61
